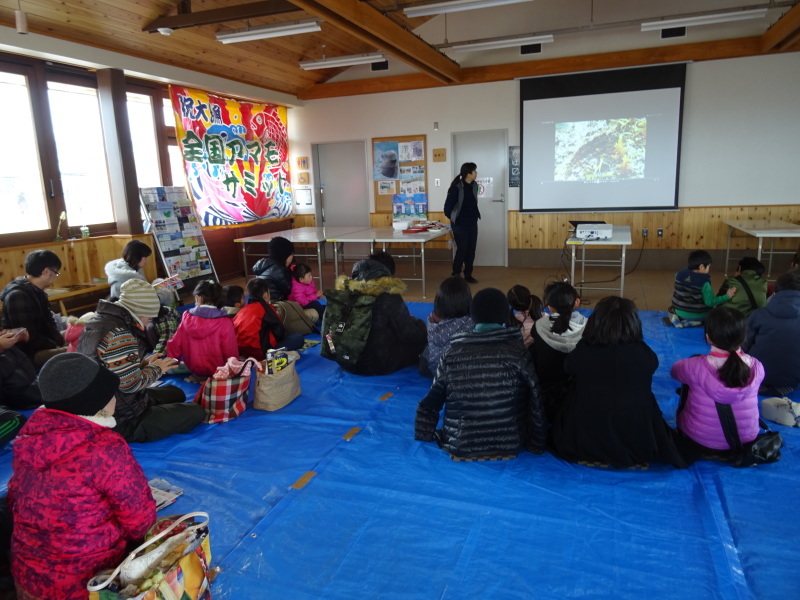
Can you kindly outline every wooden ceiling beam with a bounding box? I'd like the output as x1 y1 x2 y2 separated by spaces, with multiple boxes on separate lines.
761 4 800 52
299 36 774 100
762 2 800 51
143 1 301 33
287 0 461 84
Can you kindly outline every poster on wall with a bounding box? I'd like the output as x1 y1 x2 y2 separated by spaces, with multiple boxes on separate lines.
399 166 425 195
509 146 520 188
373 141 399 180
141 186 217 293
476 177 494 199
392 194 427 221
399 140 424 163
169 85 292 227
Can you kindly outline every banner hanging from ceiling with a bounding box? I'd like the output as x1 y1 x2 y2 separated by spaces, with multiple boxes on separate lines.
170 86 292 227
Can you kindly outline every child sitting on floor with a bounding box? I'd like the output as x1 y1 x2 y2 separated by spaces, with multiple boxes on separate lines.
744 269 800 397
669 250 735 328
167 280 239 382
234 277 304 359
718 256 767 316
64 311 95 352
418 276 473 378
550 296 693 468
671 305 763 455
222 284 245 317
531 281 585 422
507 284 543 349
414 287 546 459
289 262 325 322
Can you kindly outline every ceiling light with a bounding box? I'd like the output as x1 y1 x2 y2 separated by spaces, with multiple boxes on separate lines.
640 9 767 32
446 34 553 52
300 53 387 70
15 10 28 35
404 0 533 18
216 19 321 44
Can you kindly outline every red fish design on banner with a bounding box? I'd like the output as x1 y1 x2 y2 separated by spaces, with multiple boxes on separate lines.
170 86 292 226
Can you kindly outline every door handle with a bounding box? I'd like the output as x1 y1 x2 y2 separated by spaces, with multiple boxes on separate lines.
492 193 505 203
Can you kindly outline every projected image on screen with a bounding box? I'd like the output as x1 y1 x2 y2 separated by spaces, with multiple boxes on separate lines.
554 118 646 182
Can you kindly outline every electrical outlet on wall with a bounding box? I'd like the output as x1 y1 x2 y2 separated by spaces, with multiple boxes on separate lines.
642 228 648 238
657 228 663 238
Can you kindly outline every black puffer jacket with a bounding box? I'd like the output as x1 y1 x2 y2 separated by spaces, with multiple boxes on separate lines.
334 267 427 376
252 258 292 302
415 327 547 458
0 277 64 360
0 346 41 410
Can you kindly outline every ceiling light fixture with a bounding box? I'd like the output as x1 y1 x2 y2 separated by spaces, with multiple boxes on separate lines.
299 53 387 70
404 0 533 18
216 19 321 44
445 33 553 52
640 9 767 32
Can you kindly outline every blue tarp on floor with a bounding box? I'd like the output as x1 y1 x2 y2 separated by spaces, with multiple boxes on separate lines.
3 304 798 599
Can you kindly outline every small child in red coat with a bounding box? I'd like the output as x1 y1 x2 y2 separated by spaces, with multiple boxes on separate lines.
64 311 95 352
288 263 325 323
234 277 304 360
8 353 156 600
167 280 239 382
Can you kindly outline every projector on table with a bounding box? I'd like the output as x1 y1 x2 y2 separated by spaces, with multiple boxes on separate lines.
575 223 613 240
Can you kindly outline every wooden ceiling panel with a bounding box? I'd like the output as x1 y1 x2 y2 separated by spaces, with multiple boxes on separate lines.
2 1 797 100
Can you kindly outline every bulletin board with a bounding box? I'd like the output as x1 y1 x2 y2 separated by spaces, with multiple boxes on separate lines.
141 186 218 293
371 134 427 213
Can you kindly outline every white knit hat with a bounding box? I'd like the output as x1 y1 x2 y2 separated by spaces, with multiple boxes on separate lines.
115 279 161 318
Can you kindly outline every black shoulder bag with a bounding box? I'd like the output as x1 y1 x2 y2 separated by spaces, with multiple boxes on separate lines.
714 402 783 467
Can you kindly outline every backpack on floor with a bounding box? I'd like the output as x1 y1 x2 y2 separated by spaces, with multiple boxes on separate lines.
320 284 376 370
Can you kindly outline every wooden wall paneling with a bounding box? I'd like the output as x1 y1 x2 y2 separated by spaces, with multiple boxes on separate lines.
293 214 316 228
507 206 799 251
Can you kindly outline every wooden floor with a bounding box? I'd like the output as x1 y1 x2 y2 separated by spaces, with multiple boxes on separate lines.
222 255 679 312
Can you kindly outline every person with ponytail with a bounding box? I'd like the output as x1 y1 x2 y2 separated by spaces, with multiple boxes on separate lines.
166 280 238 380
443 162 481 283
530 281 586 421
671 305 764 453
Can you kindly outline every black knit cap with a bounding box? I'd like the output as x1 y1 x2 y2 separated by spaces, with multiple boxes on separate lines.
38 353 120 416
470 287 510 325
268 236 295 264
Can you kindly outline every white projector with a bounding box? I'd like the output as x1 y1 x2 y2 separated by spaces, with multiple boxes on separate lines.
575 223 613 240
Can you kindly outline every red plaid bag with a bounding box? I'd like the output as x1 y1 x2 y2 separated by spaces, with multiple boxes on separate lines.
193 358 258 423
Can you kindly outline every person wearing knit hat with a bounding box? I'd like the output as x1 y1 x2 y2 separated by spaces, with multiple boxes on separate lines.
39 352 119 417
76 284 204 443
415 286 546 459
251 236 295 302
8 353 156 600
115 279 161 324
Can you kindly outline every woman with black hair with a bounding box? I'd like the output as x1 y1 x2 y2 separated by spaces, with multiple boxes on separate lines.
104 240 153 299
531 281 586 421
444 162 480 283
550 296 693 468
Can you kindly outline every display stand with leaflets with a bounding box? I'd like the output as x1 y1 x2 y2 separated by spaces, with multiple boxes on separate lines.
140 186 219 295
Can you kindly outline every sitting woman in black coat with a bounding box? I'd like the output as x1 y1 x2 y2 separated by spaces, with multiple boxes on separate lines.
549 296 693 468
414 288 547 459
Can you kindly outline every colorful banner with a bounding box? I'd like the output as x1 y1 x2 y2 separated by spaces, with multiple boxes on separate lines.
170 86 292 226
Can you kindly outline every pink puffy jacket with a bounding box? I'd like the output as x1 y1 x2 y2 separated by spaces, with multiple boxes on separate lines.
671 352 764 450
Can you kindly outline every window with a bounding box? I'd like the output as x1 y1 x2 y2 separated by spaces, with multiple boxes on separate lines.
47 81 114 227
0 71 49 234
127 92 162 188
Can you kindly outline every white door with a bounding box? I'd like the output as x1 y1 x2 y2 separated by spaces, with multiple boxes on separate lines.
312 141 370 262
452 130 508 267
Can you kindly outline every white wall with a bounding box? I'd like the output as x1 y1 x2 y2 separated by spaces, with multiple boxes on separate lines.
288 52 800 214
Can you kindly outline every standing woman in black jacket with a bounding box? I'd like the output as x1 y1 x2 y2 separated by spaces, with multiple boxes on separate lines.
444 162 480 283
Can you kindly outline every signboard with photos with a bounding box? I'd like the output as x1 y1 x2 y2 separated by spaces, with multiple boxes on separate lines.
141 186 218 295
